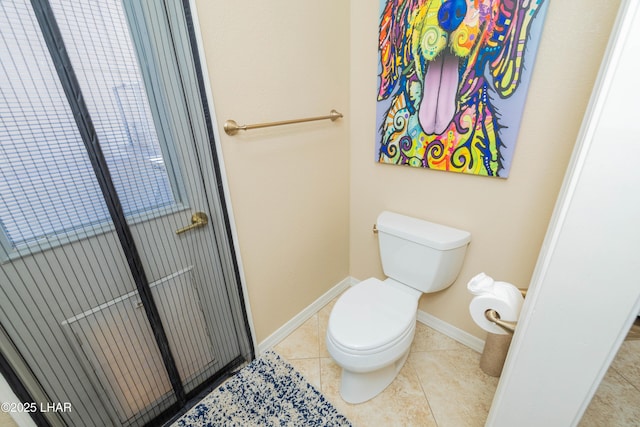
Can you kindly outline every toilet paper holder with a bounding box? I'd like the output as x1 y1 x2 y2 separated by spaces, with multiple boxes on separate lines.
484 309 517 334
484 288 527 334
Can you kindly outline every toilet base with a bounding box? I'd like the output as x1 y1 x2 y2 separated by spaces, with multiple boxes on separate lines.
339 350 410 404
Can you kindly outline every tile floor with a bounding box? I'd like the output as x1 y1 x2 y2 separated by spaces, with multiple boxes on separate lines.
273 297 640 427
1 309 638 427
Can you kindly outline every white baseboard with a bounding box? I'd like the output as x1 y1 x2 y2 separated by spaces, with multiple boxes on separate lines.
257 276 355 354
416 310 485 353
258 275 485 354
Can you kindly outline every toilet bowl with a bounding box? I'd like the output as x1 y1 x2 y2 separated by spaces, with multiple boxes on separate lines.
326 277 420 403
326 211 470 404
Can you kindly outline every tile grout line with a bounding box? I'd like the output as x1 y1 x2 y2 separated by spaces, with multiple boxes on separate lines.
407 357 440 427
609 365 640 395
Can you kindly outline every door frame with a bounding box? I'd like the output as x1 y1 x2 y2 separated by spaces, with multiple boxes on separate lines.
186 0 258 354
487 0 640 424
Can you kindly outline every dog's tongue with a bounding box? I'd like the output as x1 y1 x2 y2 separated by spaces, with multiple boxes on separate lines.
418 53 459 135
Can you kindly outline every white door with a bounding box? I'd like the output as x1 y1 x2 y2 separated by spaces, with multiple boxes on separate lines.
0 1 250 426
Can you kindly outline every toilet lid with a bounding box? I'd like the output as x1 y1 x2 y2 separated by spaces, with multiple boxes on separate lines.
328 278 418 352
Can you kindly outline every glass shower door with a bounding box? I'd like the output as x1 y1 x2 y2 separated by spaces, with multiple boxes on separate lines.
0 1 252 425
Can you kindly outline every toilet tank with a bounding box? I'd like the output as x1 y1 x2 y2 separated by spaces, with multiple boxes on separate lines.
376 211 471 293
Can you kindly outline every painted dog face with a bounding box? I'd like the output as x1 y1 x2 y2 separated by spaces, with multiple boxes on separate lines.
377 0 544 176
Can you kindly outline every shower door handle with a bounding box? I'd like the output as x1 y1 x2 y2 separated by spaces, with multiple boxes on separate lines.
175 212 209 235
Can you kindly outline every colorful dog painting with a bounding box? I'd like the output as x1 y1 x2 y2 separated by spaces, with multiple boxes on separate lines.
376 0 547 177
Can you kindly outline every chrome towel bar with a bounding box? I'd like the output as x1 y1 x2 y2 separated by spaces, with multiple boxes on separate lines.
224 109 343 135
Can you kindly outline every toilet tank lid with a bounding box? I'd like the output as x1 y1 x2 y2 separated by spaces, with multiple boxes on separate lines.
376 211 471 250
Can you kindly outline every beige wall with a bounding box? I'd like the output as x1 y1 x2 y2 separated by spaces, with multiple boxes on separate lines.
349 0 621 338
194 1 351 342
193 0 620 344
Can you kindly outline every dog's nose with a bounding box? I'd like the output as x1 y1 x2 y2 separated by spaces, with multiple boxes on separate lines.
438 0 467 33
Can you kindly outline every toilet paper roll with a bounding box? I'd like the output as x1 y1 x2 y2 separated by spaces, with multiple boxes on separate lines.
469 285 524 335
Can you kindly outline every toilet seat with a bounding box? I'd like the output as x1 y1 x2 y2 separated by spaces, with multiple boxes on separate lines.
327 319 415 356
328 278 419 353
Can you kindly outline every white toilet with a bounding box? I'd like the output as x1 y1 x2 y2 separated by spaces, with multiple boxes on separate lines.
326 211 471 404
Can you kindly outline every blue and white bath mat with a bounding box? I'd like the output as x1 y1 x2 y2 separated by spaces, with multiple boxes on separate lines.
172 351 351 426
